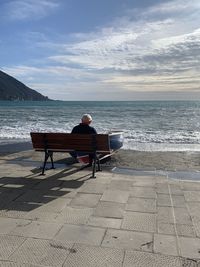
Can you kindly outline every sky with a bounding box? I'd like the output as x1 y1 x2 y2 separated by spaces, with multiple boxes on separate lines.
0 0 200 101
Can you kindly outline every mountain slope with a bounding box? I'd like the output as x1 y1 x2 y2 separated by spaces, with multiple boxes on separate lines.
0 70 50 101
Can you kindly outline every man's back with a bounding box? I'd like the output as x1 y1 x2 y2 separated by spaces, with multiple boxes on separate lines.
71 123 97 134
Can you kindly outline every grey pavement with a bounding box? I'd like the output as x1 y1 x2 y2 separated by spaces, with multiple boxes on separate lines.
0 151 200 266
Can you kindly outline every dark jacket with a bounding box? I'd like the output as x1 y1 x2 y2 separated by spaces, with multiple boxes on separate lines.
71 123 97 134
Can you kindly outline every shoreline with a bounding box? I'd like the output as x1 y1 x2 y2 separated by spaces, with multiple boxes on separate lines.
112 150 200 171
0 141 200 172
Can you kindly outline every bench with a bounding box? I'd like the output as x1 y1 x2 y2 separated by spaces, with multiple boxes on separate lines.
30 132 115 178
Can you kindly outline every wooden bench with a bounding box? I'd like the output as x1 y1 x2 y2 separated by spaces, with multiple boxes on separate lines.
30 132 114 177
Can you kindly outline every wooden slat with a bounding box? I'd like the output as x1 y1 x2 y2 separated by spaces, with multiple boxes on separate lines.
30 132 111 152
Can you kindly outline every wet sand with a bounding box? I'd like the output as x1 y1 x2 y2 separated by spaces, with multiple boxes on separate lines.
0 141 200 171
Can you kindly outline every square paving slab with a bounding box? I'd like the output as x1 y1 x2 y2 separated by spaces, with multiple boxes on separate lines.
100 190 129 203
0 235 26 260
154 234 179 256
122 212 157 233
130 187 156 199
63 244 124 267
94 201 125 219
123 250 182 267
69 193 101 208
9 238 73 266
126 197 156 213
55 207 94 224
54 224 105 246
102 229 153 252
10 221 62 239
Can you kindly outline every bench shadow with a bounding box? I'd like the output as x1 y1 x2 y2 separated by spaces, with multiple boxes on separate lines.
0 159 94 216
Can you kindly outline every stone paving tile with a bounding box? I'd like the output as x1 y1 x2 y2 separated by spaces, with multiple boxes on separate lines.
0 202 40 219
156 183 169 194
184 191 200 202
0 261 42 266
69 193 101 208
50 188 78 198
176 224 196 237
169 185 183 196
157 194 186 208
133 177 156 187
24 210 59 222
54 224 105 246
172 195 186 207
181 182 200 191
158 222 175 235
174 207 193 225
87 216 122 229
126 197 156 213
101 229 153 252
157 207 174 224
0 235 26 260
78 182 108 194
31 180 63 190
192 221 200 238
122 211 157 233
123 250 182 267
0 191 25 204
155 176 168 183
33 197 71 212
9 238 73 266
108 180 133 191
93 201 125 219
63 244 124 267
187 202 200 236
100 190 129 203
10 220 62 239
14 189 59 204
187 202 200 214
0 176 39 188
55 207 94 224
157 194 171 207
179 236 200 259
111 174 135 181
129 187 156 199
154 234 179 256
0 218 27 235
157 222 196 237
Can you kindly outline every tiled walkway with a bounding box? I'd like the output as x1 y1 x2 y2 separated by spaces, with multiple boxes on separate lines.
0 153 200 266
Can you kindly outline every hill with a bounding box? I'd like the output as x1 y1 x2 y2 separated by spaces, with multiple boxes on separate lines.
0 70 50 101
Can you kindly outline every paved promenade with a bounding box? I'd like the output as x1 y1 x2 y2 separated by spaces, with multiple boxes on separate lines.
0 151 200 266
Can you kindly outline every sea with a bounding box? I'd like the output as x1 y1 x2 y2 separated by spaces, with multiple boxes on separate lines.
0 100 200 151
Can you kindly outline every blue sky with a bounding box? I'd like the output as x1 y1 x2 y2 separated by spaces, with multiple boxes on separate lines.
0 0 200 100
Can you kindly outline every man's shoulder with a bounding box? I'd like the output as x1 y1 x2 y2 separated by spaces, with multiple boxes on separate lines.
88 126 97 133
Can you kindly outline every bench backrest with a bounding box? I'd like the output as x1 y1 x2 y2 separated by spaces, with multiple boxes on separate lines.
30 132 111 153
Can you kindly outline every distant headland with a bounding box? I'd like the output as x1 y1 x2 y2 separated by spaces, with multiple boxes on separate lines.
0 70 50 101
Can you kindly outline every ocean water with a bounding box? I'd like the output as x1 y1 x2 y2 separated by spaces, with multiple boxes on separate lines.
0 100 200 151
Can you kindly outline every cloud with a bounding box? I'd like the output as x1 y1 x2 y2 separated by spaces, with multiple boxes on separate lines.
4 0 59 21
3 0 200 100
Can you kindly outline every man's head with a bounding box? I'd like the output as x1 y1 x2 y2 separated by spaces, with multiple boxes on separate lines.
81 114 92 124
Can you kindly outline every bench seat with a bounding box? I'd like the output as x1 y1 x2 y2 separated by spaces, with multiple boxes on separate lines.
30 132 114 177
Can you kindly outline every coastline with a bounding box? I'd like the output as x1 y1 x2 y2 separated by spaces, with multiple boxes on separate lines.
112 149 200 171
0 141 200 172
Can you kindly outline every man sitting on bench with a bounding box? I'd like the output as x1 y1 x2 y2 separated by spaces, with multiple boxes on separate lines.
71 114 97 165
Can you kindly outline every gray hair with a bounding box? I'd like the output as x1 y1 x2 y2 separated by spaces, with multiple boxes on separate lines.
81 114 92 122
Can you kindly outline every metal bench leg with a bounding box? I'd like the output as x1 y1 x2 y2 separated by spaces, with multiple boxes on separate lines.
42 151 49 175
97 157 102 172
49 152 55 169
92 154 97 178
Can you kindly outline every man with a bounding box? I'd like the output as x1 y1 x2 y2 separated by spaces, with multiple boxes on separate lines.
71 114 97 134
71 114 97 165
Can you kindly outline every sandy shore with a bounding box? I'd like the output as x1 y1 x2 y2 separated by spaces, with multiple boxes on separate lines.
112 149 200 171
0 141 200 171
